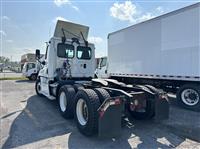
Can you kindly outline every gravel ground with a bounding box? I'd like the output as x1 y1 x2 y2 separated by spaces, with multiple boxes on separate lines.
0 80 200 149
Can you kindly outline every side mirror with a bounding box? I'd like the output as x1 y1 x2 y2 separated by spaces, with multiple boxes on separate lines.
35 49 40 59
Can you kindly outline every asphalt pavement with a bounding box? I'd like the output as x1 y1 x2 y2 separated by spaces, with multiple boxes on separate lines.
0 80 200 149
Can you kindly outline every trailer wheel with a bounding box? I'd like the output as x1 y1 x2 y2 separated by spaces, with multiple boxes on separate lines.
58 85 76 119
35 79 43 97
177 84 200 111
73 84 84 92
74 89 101 136
128 99 155 120
94 88 110 103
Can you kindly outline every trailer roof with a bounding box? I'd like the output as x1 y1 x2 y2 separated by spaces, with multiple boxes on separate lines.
108 2 200 38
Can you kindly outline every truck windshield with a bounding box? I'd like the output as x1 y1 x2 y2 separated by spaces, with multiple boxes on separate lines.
77 46 91 60
26 63 36 71
57 43 74 58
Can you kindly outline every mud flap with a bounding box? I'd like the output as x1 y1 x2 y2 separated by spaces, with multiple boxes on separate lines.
154 95 169 121
98 97 124 138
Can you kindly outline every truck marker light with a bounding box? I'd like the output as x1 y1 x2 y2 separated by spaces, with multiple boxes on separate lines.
114 98 121 105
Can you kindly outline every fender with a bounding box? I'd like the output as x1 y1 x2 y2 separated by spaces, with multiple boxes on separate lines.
92 78 108 86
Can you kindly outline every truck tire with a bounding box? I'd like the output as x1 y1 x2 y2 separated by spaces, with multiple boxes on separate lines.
30 74 37 81
58 85 76 119
74 89 101 136
73 84 84 92
35 79 43 97
177 84 200 111
94 88 110 103
128 99 155 120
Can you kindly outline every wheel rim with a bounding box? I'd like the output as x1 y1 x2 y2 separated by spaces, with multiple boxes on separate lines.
59 92 67 112
37 82 42 94
76 98 88 126
181 89 199 106
32 75 36 80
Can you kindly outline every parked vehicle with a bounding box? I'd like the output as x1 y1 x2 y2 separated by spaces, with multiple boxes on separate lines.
95 56 107 78
35 20 169 137
21 53 36 71
0 63 4 72
22 62 41 80
97 3 200 111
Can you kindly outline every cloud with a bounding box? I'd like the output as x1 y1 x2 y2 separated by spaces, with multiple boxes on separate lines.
136 13 155 23
54 0 79 11
88 37 103 44
0 30 6 36
156 6 164 13
72 5 79 11
110 1 164 23
110 1 137 23
23 49 34 53
53 16 68 23
2 16 10 21
54 0 70 7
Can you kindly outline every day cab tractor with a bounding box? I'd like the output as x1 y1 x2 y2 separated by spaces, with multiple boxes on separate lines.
35 20 169 137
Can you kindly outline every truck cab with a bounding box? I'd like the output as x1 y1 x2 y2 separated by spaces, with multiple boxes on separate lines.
95 56 108 78
36 20 95 99
22 62 39 80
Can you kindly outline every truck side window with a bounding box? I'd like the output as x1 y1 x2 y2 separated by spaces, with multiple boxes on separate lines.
100 58 107 67
57 43 74 58
77 46 91 60
27 63 35 70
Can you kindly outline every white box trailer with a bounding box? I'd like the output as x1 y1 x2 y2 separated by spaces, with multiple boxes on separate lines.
107 3 200 110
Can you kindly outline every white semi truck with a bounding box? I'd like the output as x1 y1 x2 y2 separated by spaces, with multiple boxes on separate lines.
98 3 200 111
35 20 169 137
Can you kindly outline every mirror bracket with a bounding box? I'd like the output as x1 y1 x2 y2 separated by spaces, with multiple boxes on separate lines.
35 49 40 59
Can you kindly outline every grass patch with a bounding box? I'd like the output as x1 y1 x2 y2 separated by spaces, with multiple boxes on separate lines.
0 77 28 80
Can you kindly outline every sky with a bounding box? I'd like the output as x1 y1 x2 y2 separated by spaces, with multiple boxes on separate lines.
0 0 198 61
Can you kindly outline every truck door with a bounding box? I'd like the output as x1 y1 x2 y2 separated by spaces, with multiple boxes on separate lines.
27 63 36 76
96 57 108 78
75 46 93 77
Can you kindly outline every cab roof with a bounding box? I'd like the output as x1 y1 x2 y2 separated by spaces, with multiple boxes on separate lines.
54 20 89 40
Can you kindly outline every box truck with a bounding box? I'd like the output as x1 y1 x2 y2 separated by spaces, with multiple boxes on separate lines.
22 61 41 80
98 3 200 111
21 53 36 70
35 20 169 137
